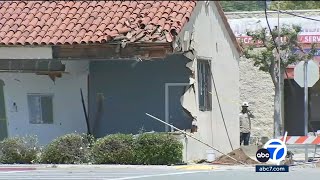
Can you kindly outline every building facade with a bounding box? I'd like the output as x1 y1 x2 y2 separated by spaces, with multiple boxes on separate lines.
226 10 320 138
0 1 241 162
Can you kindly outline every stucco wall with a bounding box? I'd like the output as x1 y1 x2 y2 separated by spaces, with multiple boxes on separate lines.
179 2 240 161
0 60 88 145
0 47 52 59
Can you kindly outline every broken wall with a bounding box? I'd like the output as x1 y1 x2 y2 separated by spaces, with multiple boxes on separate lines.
178 2 240 161
88 54 193 137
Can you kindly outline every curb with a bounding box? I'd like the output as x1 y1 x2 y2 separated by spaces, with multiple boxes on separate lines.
0 164 257 170
34 164 180 170
0 164 217 171
0 167 37 171
211 162 236 165
175 165 218 170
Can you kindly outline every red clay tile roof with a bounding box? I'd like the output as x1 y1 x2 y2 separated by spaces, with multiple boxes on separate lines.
0 1 196 45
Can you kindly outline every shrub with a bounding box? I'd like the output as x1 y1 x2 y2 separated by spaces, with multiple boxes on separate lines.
91 134 135 164
0 136 39 164
134 133 183 165
40 133 94 164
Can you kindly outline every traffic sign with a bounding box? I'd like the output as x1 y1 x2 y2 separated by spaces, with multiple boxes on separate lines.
294 60 319 87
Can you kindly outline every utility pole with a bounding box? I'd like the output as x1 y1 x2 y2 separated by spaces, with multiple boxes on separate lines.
304 60 309 136
275 0 282 137
304 60 309 162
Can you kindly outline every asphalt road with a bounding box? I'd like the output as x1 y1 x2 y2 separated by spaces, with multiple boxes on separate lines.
0 165 319 180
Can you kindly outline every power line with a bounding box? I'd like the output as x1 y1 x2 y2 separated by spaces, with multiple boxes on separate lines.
264 3 279 59
264 2 317 138
264 1 294 138
222 3 320 22
272 10 319 140
264 1 281 138
276 10 320 22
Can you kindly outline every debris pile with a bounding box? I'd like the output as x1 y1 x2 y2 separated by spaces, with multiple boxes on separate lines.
213 148 258 165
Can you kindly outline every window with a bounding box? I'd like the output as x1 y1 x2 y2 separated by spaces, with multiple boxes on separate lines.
197 60 212 111
28 94 53 124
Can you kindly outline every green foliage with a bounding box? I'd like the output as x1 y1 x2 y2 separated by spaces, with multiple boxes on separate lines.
270 1 320 11
40 133 94 164
2 133 183 165
220 1 265 12
242 24 317 86
0 136 39 164
134 133 183 165
91 133 183 165
91 134 135 164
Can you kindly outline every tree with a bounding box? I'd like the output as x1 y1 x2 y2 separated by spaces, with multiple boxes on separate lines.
241 25 316 137
270 1 320 10
220 1 265 12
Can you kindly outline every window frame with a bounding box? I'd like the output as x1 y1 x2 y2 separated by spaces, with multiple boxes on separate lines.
27 93 54 124
197 59 212 111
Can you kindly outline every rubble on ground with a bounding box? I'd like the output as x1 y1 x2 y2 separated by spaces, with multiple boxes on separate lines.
213 148 258 165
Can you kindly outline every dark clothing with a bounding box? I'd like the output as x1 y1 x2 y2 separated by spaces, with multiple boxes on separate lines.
240 132 250 146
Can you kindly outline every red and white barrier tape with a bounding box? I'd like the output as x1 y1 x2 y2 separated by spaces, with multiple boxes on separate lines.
278 136 320 145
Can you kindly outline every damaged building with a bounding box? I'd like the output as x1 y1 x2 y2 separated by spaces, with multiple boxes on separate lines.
0 1 241 161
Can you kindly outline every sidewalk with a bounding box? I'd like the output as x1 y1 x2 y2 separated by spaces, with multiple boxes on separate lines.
0 163 253 171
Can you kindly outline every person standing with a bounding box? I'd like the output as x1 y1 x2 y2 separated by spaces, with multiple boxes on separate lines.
240 102 254 146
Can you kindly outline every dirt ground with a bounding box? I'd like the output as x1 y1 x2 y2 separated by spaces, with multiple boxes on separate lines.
213 148 258 165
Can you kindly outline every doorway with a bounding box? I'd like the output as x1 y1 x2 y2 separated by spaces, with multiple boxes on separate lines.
0 79 8 140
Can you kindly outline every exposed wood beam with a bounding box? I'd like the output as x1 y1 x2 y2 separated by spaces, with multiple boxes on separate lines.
52 43 173 60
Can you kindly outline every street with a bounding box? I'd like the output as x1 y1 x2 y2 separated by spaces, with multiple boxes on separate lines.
0 165 319 180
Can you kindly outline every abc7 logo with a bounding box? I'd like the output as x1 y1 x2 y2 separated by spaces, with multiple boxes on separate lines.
256 148 270 162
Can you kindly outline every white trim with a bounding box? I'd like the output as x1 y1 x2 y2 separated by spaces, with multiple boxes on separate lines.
165 83 190 132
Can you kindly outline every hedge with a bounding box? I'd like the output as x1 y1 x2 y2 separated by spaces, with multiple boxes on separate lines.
134 133 183 165
91 134 135 164
0 132 183 165
91 133 183 165
0 136 39 164
40 133 94 164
